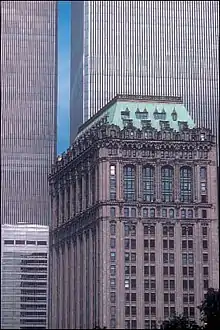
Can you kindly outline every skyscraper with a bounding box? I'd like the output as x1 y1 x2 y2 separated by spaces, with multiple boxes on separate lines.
49 95 219 329
1 224 49 329
70 1 219 143
1 1 57 225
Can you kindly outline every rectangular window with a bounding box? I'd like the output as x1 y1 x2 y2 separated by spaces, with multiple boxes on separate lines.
110 224 116 235
202 210 207 219
170 267 175 276
188 240 193 249
189 295 194 304
124 239 130 249
163 267 168 275
131 306 136 316
26 240 36 245
131 279 136 289
144 225 148 235
144 293 149 302
144 266 149 276
182 240 187 249
170 293 175 303
164 293 169 303
150 226 155 235
189 280 194 290
163 240 168 249
144 253 149 262
110 278 116 289
110 238 116 248
16 240 25 245
164 280 169 289
131 293 136 302
169 240 174 249
110 265 116 276
203 240 208 249
144 279 149 289
203 253 208 263
189 267 194 276
150 253 155 262
202 227 208 236
170 280 175 290
131 266 136 274
150 240 155 248
125 253 130 262
163 253 168 263
150 266 155 276
110 252 116 262
131 253 136 262
183 267 187 276
124 279 129 289
110 292 116 303
183 280 188 290
125 293 130 302
169 253 174 263
145 306 150 316
125 306 130 316
4 240 14 245
151 307 156 315
204 280 209 289
203 267 209 276
183 294 188 303
144 240 149 248
131 239 136 249
151 293 156 303
110 207 116 217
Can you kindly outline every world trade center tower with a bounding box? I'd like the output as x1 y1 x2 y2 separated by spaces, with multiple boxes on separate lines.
1 1 57 226
70 1 219 143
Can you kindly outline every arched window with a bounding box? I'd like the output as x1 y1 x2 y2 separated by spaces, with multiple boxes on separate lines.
142 166 155 202
124 165 136 201
161 166 174 202
180 167 193 202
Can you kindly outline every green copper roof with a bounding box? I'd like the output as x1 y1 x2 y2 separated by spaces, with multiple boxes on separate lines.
77 95 196 138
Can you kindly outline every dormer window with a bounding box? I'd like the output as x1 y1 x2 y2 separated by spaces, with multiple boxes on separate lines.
171 109 177 121
135 108 148 120
153 108 167 120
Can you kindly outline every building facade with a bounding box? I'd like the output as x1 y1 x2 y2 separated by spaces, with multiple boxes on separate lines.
1 224 49 329
70 1 219 144
1 1 57 225
49 95 219 329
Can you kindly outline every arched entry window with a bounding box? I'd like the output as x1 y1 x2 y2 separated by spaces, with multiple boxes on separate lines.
142 166 155 202
124 165 136 201
161 166 174 202
180 167 193 202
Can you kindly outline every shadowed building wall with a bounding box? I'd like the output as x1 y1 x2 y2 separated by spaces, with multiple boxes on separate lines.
70 1 219 148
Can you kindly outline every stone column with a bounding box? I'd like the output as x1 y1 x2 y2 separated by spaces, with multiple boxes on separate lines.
51 245 58 328
175 164 180 201
64 242 69 328
156 162 161 201
70 238 75 328
58 245 64 329
89 229 94 327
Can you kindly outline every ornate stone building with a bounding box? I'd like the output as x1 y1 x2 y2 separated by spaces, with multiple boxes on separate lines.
48 95 219 329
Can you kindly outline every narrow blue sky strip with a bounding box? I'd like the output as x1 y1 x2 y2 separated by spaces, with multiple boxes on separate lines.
57 1 71 154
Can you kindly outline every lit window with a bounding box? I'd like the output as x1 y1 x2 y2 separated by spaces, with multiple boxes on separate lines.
110 252 116 262
110 165 116 200
142 166 155 201
124 279 130 289
161 166 174 202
